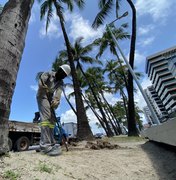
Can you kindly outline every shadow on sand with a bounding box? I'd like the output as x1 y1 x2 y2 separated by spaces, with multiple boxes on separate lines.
141 141 176 180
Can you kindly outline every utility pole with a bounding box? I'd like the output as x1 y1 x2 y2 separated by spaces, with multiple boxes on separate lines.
106 23 160 125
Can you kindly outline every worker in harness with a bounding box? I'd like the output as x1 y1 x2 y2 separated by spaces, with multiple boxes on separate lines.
36 64 71 156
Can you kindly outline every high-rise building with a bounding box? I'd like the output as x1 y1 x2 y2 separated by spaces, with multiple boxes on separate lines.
145 46 176 116
144 86 168 123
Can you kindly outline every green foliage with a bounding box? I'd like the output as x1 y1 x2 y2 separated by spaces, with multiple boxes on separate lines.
38 163 52 173
39 0 85 32
92 0 115 28
108 136 145 142
3 170 20 180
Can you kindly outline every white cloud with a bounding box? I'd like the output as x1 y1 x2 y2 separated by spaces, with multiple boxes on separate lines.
134 50 146 67
30 85 38 92
138 25 154 36
61 109 77 123
138 36 155 47
136 0 176 22
39 13 62 39
60 108 105 134
65 11 104 44
29 12 36 24
103 92 120 105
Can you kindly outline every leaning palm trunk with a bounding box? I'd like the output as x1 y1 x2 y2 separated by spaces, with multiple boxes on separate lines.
100 91 122 134
55 8 93 140
78 63 114 137
62 87 77 116
0 0 33 155
82 93 109 135
126 0 138 136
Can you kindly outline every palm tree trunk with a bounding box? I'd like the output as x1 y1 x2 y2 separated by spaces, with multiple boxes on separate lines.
55 9 93 140
82 93 108 135
100 91 122 134
78 63 114 137
0 0 34 155
126 0 138 136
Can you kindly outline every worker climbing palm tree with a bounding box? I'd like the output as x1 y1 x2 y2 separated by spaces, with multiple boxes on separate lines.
37 64 71 156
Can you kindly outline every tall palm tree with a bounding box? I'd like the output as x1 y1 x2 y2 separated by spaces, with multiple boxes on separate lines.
104 60 128 118
94 23 130 59
93 0 138 136
83 67 114 136
126 0 138 136
39 0 94 140
0 0 34 155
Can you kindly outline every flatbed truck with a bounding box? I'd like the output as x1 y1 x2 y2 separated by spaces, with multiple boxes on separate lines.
8 120 40 151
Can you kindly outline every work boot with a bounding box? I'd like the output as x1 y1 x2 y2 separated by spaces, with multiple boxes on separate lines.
46 145 62 156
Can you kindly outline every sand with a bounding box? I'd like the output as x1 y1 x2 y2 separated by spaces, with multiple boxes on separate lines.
0 137 176 180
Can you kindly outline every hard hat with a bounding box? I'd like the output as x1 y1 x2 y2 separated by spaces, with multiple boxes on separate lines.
60 64 71 76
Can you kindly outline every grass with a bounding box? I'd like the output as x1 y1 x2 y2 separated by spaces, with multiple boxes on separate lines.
104 135 146 143
38 163 53 173
3 170 20 180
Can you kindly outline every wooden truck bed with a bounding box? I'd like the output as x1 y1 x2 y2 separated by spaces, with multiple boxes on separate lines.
9 120 40 133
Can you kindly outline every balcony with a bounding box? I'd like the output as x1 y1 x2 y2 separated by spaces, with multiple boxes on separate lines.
151 65 168 82
156 75 174 92
158 79 176 96
149 60 167 78
153 72 170 87
147 56 165 74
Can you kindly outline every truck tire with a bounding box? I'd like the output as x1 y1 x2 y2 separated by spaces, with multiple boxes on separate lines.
14 136 30 151
8 138 13 151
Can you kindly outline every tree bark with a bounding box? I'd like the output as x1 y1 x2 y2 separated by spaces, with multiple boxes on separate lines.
126 0 138 136
56 8 93 140
0 0 33 155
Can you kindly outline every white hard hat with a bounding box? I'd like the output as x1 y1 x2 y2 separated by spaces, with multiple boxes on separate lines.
60 64 71 76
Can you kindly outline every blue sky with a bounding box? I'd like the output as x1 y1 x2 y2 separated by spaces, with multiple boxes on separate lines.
1 0 176 133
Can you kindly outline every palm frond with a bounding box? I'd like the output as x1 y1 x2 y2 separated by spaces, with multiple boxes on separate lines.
92 0 114 29
46 5 53 32
99 0 108 8
62 0 73 11
74 0 85 10
54 1 64 22
40 1 49 20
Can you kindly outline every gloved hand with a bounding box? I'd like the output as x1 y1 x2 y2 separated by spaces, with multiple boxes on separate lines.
51 99 59 109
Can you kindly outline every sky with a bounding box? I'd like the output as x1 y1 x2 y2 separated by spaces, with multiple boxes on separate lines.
1 0 176 134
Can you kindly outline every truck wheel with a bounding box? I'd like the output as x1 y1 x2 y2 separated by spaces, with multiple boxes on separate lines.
8 138 13 151
15 136 30 151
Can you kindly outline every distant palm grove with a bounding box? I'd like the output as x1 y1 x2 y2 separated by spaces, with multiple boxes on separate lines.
0 0 143 155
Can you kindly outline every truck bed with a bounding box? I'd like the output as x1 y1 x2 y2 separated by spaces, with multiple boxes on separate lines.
9 120 40 133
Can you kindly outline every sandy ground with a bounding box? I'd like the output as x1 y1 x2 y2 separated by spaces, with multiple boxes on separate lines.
0 137 176 180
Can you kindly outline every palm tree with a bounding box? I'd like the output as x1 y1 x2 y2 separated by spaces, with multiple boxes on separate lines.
0 0 34 155
94 23 130 58
83 67 114 136
93 0 138 136
126 0 138 136
104 60 129 118
39 0 94 140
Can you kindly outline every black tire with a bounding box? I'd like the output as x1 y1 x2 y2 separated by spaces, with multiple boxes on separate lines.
14 136 30 151
8 138 13 151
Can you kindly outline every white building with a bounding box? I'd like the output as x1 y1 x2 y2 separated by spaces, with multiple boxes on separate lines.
145 46 176 116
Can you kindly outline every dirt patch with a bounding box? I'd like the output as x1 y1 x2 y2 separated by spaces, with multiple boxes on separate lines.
0 137 176 180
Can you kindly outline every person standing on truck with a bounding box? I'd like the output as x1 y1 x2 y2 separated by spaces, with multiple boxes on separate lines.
36 64 71 156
